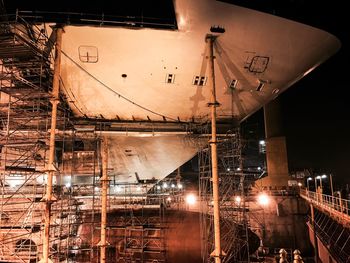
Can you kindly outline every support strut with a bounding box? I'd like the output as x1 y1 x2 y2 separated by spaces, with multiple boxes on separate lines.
40 26 63 263
100 137 109 263
207 34 223 263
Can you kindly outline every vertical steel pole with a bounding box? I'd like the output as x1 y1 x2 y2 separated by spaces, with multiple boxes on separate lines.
310 204 319 263
319 178 323 203
40 27 63 263
314 178 317 190
314 178 318 202
100 137 108 263
330 174 334 204
207 35 222 263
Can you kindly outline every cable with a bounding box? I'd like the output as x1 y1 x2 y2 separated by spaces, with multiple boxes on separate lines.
61 50 181 122
59 76 86 116
16 15 187 123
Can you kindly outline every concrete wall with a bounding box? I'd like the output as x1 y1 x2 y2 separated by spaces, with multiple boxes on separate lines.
75 209 259 263
260 97 290 187
75 209 202 263
249 196 313 255
165 210 202 263
258 136 290 187
309 226 337 263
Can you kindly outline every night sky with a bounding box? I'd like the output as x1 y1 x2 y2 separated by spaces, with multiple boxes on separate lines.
239 0 349 187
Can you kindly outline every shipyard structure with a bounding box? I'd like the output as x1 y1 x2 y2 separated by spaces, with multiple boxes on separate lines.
0 0 348 262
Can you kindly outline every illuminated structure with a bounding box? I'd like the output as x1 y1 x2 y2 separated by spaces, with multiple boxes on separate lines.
0 0 341 262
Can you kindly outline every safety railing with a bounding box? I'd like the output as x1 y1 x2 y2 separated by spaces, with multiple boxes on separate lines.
300 189 350 227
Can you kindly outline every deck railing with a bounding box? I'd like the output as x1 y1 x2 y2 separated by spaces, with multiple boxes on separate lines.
300 189 350 227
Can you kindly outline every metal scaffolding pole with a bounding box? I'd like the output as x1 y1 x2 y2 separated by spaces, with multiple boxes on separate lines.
207 34 222 263
100 137 109 263
40 27 63 263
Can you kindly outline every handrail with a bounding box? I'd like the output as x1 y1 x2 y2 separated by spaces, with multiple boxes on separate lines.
300 189 350 227
306 216 350 262
0 14 50 56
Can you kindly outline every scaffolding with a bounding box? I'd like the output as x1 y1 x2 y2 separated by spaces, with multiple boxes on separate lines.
95 184 166 263
0 19 168 257
0 13 51 262
199 129 251 263
0 13 75 262
0 11 232 263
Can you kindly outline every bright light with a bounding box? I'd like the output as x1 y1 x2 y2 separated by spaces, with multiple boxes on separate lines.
136 186 141 191
163 182 168 189
227 168 231 171
171 184 175 188
37 174 49 185
259 140 266 145
257 167 262 171
9 180 18 188
177 183 183 189
94 186 99 191
156 185 161 190
316 176 321 179
297 182 302 187
257 193 270 206
8 177 25 188
321 174 327 179
234 196 241 204
307 177 313 181
64 177 72 188
114 185 122 192
185 194 197 205
167 197 171 202
236 167 241 171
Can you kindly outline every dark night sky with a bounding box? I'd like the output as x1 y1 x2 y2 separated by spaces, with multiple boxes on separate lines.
240 0 350 187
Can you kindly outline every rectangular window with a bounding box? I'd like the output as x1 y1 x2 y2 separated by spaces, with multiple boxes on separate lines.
166 73 175 83
229 79 238 89
193 76 207 86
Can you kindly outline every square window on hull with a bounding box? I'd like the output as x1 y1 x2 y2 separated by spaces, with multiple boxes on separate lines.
193 76 207 86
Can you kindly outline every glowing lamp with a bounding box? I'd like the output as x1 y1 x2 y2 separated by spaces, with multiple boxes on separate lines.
257 193 270 206
234 196 242 204
185 194 197 205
